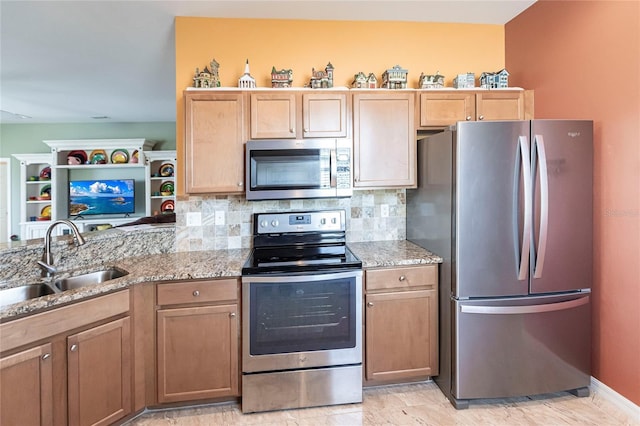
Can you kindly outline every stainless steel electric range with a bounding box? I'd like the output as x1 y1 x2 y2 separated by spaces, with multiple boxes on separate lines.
241 210 363 413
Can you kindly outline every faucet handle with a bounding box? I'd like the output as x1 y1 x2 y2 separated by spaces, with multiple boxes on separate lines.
37 260 57 276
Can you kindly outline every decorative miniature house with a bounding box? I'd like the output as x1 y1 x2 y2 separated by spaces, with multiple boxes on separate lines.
238 59 256 89
271 67 293 88
480 69 509 89
382 65 408 89
309 62 334 89
367 73 378 89
193 58 220 88
352 72 378 89
453 73 475 89
418 71 445 89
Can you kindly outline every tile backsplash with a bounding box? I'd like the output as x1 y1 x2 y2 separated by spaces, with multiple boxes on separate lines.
175 189 406 252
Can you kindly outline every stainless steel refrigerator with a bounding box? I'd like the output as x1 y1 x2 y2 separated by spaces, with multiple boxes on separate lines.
407 120 593 409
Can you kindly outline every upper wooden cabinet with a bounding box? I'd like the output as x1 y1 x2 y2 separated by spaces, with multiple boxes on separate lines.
353 91 416 188
184 91 247 194
417 89 534 128
250 90 349 139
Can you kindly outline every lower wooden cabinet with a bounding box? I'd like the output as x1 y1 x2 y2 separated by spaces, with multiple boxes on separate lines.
67 317 131 426
156 279 239 404
0 343 54 426
364 265 438 383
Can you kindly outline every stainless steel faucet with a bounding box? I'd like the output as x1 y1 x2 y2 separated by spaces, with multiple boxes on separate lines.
38 220 86 277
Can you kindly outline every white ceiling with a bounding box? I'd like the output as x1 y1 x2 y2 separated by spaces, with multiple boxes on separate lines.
0 0 536 124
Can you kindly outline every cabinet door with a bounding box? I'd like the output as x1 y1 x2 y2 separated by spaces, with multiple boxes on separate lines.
185 92 246 193
1 343 54 426
250 93 296 139
353 92 416 188
302 92 348 137
67 317 131 426
418 92 475 127
365 289 437 382
157 304 239 403
476 91 525 121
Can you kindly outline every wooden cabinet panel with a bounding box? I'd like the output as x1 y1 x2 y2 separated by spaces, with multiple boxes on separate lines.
156 304 239 403
353 92 416 188
302 92 348 138
1 343 54 426
366 264 437 292
476 91 525 121
365 289 437 382
184 91 246 194
250 93 297 139
156 279 238 306
418 92 475 127
67 317 131 426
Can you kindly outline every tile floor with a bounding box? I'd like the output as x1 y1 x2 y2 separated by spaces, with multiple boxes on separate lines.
126 381 638 425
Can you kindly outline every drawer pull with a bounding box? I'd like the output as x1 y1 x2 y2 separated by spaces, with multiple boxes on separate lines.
479 115 485 120
399 275 406 282
193 290 200 297
466 116 472 121
70 344 78 352
41 353 51 361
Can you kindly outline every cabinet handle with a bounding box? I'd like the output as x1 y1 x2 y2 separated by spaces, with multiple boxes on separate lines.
42 353 51 361
399 275 406 281
193 290 200 297
479 115 485 120
238 182 243 187
367 302 374 307
290 128 295 133
466 116 472 121
229 312 236 318
70 344 78 352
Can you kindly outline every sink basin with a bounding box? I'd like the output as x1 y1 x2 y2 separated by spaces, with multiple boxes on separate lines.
54 267 129 291
0 284 58 308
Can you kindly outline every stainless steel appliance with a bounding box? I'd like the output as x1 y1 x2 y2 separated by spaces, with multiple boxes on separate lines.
407 120 593 409
241 210 363 413
245 139 352 200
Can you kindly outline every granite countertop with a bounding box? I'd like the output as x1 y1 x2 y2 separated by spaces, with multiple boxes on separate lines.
1 240 442 321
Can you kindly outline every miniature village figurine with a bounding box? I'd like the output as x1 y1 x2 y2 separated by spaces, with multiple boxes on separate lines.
480 69 509 89
238 59 256 88
193 58 221 88
352 72 378 89
271 67 293 88
382 65 408 89
309 62 334 88
418 71 445 89
453 72 475 89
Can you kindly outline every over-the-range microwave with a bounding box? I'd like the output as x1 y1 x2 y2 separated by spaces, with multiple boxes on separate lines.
245 139 353 200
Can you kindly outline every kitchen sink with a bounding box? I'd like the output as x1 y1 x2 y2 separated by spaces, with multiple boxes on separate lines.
0 283 58 308
54 267 129 291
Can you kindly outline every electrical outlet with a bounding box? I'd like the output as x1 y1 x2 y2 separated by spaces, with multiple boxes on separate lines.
215 210 226 225
381 204 390 218
186 212 201 227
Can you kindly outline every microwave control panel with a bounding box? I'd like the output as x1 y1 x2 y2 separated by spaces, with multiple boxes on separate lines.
336 148 351 190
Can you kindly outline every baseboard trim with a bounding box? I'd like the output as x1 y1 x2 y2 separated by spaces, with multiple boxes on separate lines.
590 376 640 420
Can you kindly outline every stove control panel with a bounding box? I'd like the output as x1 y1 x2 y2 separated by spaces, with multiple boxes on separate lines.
255 210 345 234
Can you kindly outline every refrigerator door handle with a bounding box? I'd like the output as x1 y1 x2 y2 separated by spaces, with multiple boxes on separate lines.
534 135 549 279
518 136 532 281
460 296 589 315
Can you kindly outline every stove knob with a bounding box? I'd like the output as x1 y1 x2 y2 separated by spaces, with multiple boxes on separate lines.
331 217 337 224
260 220 268 228
271 220 279 227
320 218 326 225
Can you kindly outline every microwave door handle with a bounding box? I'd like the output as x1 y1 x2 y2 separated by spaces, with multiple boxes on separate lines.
330 148 338 188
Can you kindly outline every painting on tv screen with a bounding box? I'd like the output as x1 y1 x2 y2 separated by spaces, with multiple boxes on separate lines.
69 179 135 216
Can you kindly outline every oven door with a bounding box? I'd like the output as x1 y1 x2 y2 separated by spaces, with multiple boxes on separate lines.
242 270 363 373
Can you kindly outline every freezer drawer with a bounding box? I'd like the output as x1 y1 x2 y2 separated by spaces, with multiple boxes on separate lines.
453 293 590 401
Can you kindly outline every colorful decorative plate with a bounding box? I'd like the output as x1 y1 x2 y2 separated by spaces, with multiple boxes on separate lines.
130 150 139 164
39 166 51 180
160 181 174 194
110 149 129 164
39 184 51 199
159 163 174 177
160 200 174 213
90 149 108 164
67 150 87 165
40 205 52 218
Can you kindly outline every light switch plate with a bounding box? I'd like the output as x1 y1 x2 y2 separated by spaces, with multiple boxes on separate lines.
215 210 225 225
186 212 201 227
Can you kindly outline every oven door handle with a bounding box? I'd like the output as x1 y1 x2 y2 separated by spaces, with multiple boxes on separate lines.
242 270 362 283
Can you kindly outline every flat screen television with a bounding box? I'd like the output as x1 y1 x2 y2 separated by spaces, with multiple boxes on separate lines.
69 179 135 216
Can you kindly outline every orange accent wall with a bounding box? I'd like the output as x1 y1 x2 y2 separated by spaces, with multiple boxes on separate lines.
175 17 504 193
507 0 640 405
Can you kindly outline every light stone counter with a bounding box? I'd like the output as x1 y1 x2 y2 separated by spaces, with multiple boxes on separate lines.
348 240 442 268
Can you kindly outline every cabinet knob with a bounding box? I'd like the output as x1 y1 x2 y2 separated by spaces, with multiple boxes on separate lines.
42 353 51 361
399 275 406 281
466 116 472 121
290 128 295 133
367 302 374 307
70 344 78 352
478 115 484 120
229 312 236 318
193 290 200 297
238 182 243 187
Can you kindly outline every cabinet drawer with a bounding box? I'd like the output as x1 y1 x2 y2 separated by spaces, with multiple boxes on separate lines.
156 279 238 306
365 265 437 292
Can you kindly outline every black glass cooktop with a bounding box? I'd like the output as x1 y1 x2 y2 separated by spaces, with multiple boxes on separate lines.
241 244 362 275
